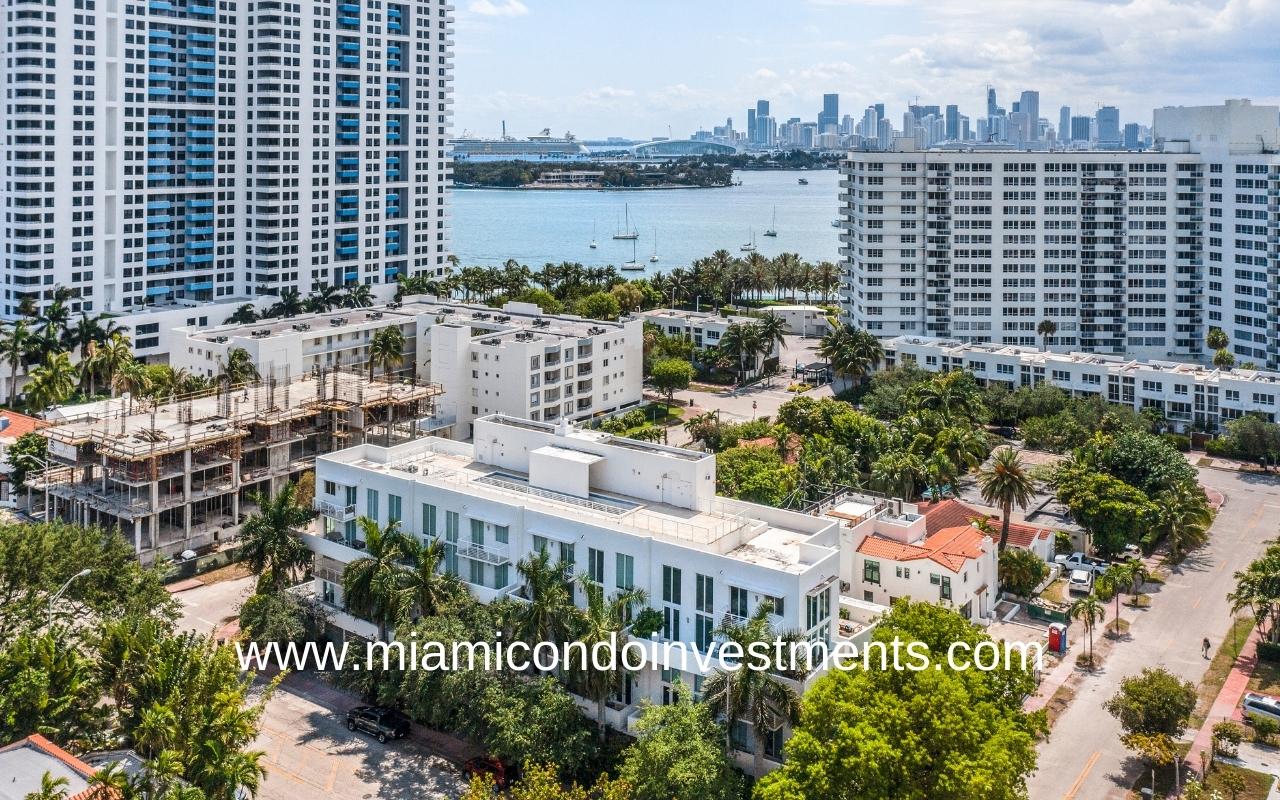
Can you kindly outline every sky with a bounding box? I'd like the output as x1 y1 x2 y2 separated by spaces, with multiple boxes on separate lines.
454 0 1280 141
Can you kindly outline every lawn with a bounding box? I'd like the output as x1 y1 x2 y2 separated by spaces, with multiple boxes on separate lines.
1041 578 1069 605
1131 756 1274 800
1248 650 1280 696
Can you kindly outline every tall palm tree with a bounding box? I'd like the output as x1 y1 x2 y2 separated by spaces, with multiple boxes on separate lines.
513 547 575 650
268 288 304 318
401 536 465 618
718 323 763 383
1153 484 1213 562
217 347 260 387
240 482 313 593
755 315 787 357
870 450 925 500
111 359 152 403
1070 594 1106 666
367 325 406 381
932 425 990 475
702 600 804 776
26 351 77 411
66 313 107 362
345 282 374 308
25 771 70 800
1036 319 1058 350
314 283 344 311
977 447 1036 552
0 320 32 408
98 333 135 398
817 324 882 389
571 575 647 741
341 517 412 641
1097 563 1133 635
227 304 260 325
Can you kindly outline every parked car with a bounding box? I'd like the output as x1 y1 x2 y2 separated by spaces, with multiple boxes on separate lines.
1054 552 1109 575
463 756 510 788
1243 692 1280 724
1067 568 1093 595
1121 544 1143 561
346 706 411 743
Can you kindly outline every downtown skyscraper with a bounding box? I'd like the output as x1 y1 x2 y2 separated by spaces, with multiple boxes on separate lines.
1 0 454 321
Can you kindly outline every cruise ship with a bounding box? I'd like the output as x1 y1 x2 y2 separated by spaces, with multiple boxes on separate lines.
450 128 592 162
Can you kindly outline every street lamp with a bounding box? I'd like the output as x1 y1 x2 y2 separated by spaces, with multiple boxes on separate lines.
48 568 91 625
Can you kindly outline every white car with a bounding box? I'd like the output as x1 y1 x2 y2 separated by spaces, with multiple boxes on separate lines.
1243 692 1280 724
1067 568 1093 595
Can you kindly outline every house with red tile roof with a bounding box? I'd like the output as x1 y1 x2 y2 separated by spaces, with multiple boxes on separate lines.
0 734 118 800
919 498 1055 561
0 410 49 508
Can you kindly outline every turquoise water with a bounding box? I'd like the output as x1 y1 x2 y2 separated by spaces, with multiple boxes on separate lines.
450 168 842 271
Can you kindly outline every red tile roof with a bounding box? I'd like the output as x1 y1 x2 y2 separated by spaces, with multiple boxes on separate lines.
856 524 989 573
0 409 49 442
0 734 118 800
919 498 1051 550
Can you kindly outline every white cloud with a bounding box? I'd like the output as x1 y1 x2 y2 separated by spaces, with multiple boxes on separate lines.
467 0 528 17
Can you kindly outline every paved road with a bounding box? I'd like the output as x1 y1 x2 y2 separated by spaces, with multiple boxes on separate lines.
1029 467 1280 799
173 574 255 635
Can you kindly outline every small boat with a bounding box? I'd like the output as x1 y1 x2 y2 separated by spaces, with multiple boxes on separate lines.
797 177 809 185
649 227 659 262
740 229 756 252
621 237 644 271
612 204 639 240
589 220 598 249
763 206 778 238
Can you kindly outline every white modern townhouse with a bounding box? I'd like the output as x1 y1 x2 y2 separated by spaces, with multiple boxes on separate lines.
168 299 644 438
1 0 455 348
884 334 1280 432
299 413 1008 771
838 99 1280 368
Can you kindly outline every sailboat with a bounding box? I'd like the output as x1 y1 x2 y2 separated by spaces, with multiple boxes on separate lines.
763 206 778 238
612 204 639 240
740 228 756 252
621 236 644 271
589 221 598 249
649 227 659 263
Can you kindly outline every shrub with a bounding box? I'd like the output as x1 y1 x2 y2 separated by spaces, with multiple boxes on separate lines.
1212 720 1245 758
1249 714 1279 745
1161 433 1191 452
1257 640 1280 663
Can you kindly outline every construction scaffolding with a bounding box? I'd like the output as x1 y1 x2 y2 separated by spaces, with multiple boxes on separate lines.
33 366 442 564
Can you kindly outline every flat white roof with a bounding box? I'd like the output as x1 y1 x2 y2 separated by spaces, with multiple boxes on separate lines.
531 445 603 465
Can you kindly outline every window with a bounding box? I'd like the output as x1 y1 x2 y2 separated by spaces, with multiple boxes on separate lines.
323 480 336 495
588 548 605 584
695 614 714 650
730 586 749 618
662 606 680 640
764 595 785 617
696 574 714 613
894 566 911 579
494 525 509 544
469 518 484 545
663 565 682 604
366 489 379 521
494 563 509 589
532 535 548 554
421 503 436 536
387 494 401 524
560 542 575 570
445 510 459 543
469 558 484 586
616 553 634 590
806 588 831 630
863 559 881 584
940 576 952 601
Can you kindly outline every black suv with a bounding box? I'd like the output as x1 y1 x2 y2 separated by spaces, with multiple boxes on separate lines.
346 706 411 743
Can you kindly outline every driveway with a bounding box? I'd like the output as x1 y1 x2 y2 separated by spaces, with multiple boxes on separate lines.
1028 468 1280 799
172 574 254 636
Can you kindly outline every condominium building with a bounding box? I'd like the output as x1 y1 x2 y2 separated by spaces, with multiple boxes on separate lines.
168 299 644 438
32 367 441 563
1 0 453 319
882 334 1280 432
640 308 783 359
838 99 1280 367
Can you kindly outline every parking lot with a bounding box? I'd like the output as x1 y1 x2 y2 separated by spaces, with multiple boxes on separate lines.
254 678 465 800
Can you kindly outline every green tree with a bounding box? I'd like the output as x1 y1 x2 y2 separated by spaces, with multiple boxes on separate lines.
0 630 104 748
998 547 1049 598
715 445 798 506
1036 318 1058 349
6 431 48 491
576 291 621 321
340 517 412 641
702 600 804 777
977 448 1036 553
756 601 1042 800
0 320 32 408
1086 430 1198 496
649 358 694 413
217 347 260 387
512 547 576 649
238 590 316 645
26 351 77 411
1207 327 1229 352
618 682 743 800
1103 667 1196 737
367 325 406 381
1053 463 1157 554
1229 542 1280 645
239 482 312 593
23 772 70 800
1070 594 1106 665
817 324 882 389
570 575 647 742
402 536 465 619
870 450 926 501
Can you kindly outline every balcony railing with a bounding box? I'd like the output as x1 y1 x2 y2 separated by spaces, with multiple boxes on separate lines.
315 498 357 522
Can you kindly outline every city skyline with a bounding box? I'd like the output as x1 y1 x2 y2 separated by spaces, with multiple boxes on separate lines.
455 0 1279 139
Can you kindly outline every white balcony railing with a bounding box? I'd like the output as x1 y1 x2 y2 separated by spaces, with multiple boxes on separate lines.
314 498 356 522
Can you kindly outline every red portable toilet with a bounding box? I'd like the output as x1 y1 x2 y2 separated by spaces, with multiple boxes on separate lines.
1048 623 1068 655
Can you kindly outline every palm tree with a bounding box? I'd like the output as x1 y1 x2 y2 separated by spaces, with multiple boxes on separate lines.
217 347 260 387
340 517 412 641
932 425 990 475
1207 327 1229 352
1097 563 1132 635
111 359 152 404
755 314 787 357
0 320 32 408
401 536 465 618
718 323 764 383
345 282 374 308
817 324 882 389
26 351 77 411
268 288 304 318
923 450 957 501
1213 348 1236 370
240 482 313 593
1153 484 1213 562
1070 594 1106 666
513 547 575 650
870 450 925 500
25 771 70 800
367 325 406 381
313 283 344 311
683 409 721 450
99 333 136 398
227 304 259 325
1036 319 1058 350
702 600 804 776
572 575 647 741
977 447 1036 552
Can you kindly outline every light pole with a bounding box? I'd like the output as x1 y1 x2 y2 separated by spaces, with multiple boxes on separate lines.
48 568 91 626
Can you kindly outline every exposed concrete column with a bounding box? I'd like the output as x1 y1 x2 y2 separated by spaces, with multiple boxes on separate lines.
133 518 142 555
183 449 193 540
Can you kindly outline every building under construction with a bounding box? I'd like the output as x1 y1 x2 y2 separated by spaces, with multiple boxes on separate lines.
32 367 442 564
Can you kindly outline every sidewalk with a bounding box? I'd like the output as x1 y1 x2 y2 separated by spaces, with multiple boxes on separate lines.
278 669 484 765
1025 649 1078 713
1189 627 1262 772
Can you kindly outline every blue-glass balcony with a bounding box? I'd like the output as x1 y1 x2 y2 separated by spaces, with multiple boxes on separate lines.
186 144 214 153
149 114 173 124
388 21 401 31
339 117 359 127
339 15 359 26
150 29 174 39
388 7 401 16
148 158 174 167
188 226 214 235
187 88 215 99
338 170 359 180
188 172 214 181
339 93 359 104
387 59 401 69
147 243 172 254
188 74 215 85
148 213 174 223
337 246 358 256
338 194 358 204
185 281 214 291
385 229 400 239
345 271 359 281
339 42 360 51
339 80 361 89
187 32 215 43
339 55 360 66
147 257 172 268
148 1 174 11
188 115 215 124
338 157 359 167
386 119 401 127
337 208 358 219
185 253 214 265
338 132 359 141
148 130 174 139
385 265 399 275
187 46 216 57
187 239 214 250
386 155 400 163
187 130 214 139
148 43 174 54
386 169 400 179
149 58 174 68
147 144 174 153
147 200 172 210
186 158 215 167
385 242 400 253
186 212 214 222
339 2 359 11
388 45 401 55
186 198 213 208
146 286 173 297
336 233 358 243
189 5 215 14
386 133 401 142
149 87 174 97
